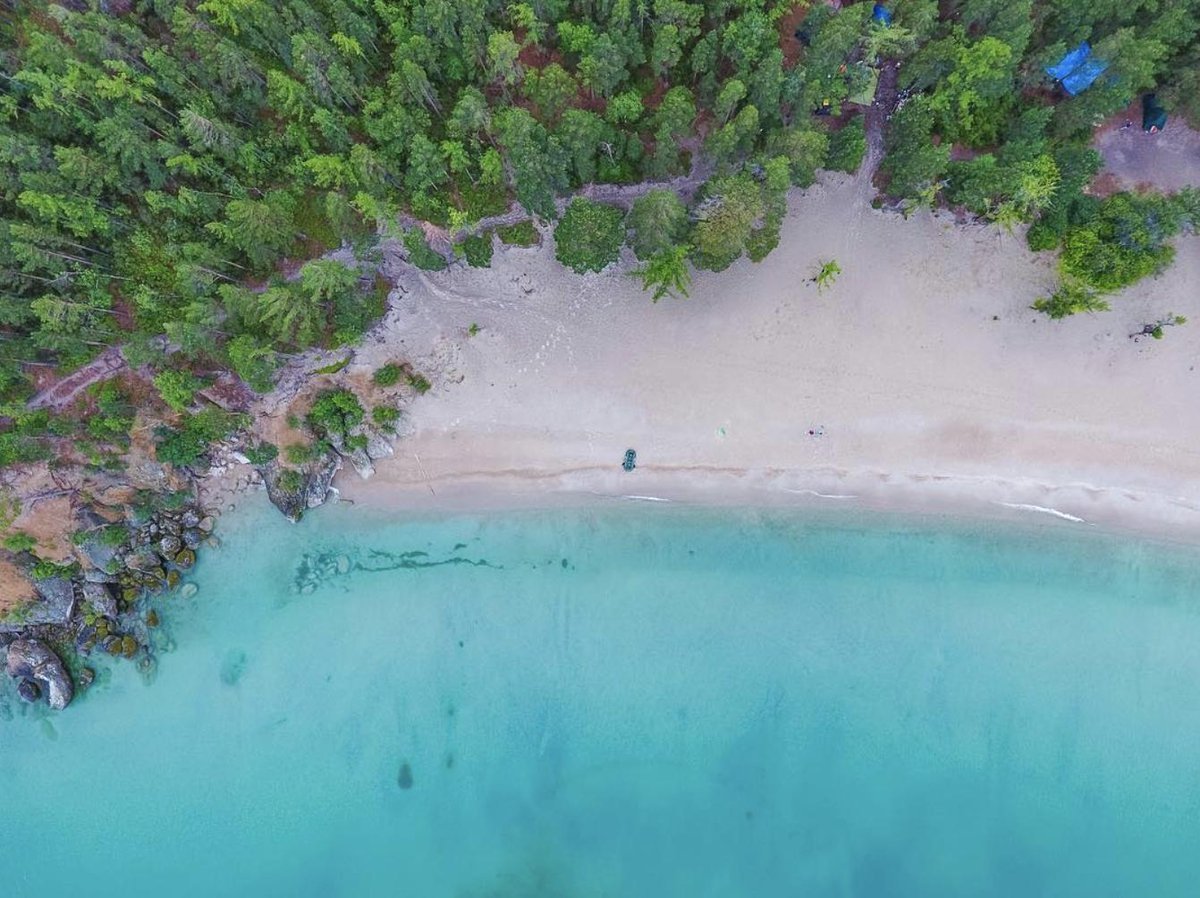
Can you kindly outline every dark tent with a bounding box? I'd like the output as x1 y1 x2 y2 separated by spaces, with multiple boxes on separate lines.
1142 93 1168 132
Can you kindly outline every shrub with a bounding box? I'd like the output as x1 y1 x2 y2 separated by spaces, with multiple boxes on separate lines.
153 369 203 413
1057 193 1181 293
1025 220 1060 252
825 118 867 174
277 469 304 493
243 441 279 465
461 233 494 267
406 372 432 394
31 559 76 581
372 405 401 429
373 363 403 387
403 228 448 271
285 442 320 464
1032 281 1110 319
2 531 36 553
226 334 277 393
498 221 539 247
306 388 364 440
554 198 626 273
155 409 247 467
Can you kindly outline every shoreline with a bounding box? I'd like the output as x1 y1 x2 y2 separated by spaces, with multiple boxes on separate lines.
332 461 1200 550
326 168 1200 550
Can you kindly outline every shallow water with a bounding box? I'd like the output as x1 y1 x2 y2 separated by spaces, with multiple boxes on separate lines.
4 503 1200 897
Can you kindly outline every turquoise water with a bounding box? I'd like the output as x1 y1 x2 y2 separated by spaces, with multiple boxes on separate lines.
4 503 1200 897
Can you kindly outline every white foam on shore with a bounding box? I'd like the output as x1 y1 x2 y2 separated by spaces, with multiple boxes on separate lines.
998 502 1088 524
622 495 672 503
784 489 859 500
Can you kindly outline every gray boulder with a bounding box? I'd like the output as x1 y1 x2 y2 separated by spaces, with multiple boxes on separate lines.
79 537 121 573
6 639 73 710
157 535 182 559
32 577 77 624
125 549 161 573
364 428 395 461
181 528 204 549
81 582 119 619
83 567 119 584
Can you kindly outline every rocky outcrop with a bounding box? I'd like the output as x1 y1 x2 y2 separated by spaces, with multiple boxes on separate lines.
5 639 73 710
263 453 342 522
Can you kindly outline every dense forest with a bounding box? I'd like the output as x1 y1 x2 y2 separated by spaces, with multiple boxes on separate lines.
1 0 1199 470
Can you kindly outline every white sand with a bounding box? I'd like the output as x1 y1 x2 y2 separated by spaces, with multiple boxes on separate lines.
337 170 1200 542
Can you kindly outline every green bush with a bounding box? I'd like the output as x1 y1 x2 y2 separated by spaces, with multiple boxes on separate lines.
372 405 401 429
825 118 867 174
406 372 432 394
155 409 247 467
373 363 403 387
1032 281 1111 319
1025 220 1060 252
153 369 203 413
277 469 304 492
306 388 364 440
554 198 626 273
31 559 76 581
284 442 319 464
243 442 279 465
403 228 448 271
497 221 539 247
461 233 494 267
2 531 36 553
1058 193 1180 293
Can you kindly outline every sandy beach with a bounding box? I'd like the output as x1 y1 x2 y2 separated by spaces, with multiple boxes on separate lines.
331 164 1200 541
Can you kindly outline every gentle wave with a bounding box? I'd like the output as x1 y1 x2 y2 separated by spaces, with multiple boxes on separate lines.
998 502 1088 524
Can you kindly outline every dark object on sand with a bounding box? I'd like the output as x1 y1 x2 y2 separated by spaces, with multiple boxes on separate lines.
622 449 637 472
1143 93 1167 133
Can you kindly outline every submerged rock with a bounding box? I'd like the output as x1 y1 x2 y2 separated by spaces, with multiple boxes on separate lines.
16 678 40 703
5 639 73 710
397 762 414 790
179 583 198 600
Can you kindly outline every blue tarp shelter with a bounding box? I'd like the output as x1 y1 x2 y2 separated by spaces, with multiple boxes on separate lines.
872 3 893 26
1046 42 1110 95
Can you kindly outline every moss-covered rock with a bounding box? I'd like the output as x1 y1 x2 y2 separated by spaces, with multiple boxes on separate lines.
146 610 160 628
174 548 196 569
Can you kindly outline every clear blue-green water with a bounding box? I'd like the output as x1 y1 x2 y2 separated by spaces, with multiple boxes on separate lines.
4 503 1200 897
